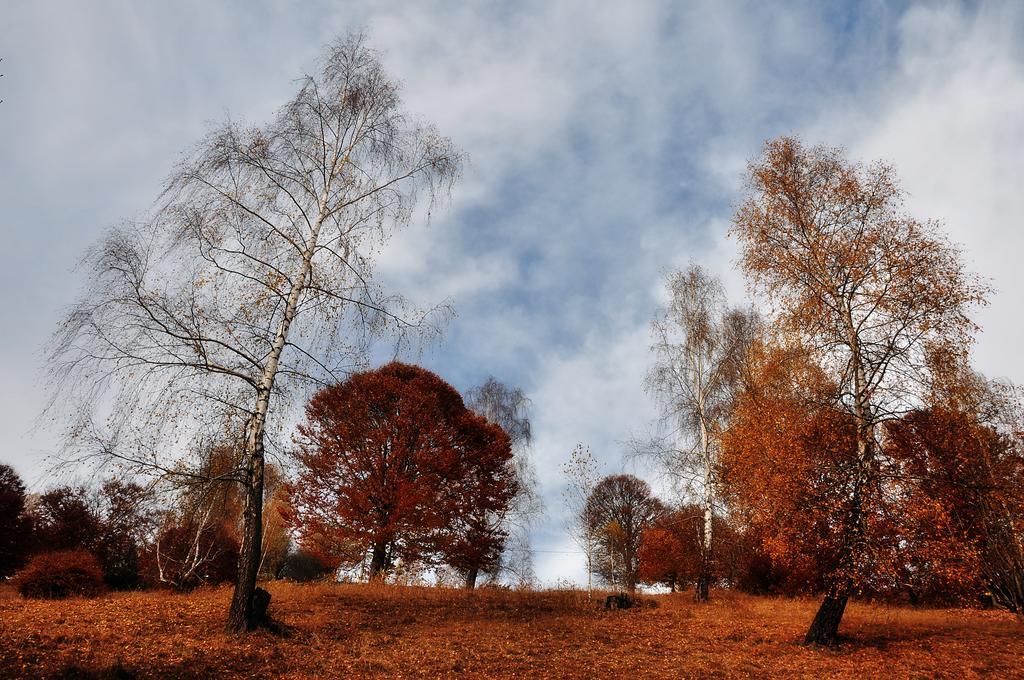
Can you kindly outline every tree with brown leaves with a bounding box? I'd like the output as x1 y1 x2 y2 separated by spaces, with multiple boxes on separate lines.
730 137 989 644
724 339 1023 621
885 370 1024 612
636 504 740 594
585 474 664 594
636 508 698 593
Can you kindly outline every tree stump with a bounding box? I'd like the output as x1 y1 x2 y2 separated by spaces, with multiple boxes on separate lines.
604 593 632 610
252 587 272 626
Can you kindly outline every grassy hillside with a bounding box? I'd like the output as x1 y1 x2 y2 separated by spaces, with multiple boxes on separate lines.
1 582 1020 678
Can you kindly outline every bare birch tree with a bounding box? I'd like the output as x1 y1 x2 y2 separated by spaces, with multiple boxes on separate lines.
641 264 757 602
44 33 462 631
563 443 599 599
465 377 544 587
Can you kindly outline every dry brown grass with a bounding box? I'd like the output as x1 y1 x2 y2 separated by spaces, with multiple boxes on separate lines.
0 582 1020 678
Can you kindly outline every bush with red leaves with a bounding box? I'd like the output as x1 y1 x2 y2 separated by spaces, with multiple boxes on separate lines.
16 549 107 599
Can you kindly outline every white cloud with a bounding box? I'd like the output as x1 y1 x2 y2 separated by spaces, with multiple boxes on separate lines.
805 2 1024 385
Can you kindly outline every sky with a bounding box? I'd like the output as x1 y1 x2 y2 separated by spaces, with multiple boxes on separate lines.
2 1 1023 586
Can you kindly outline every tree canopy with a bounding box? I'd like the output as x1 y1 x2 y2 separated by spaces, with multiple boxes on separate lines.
729 136 991 645
287 362 516 583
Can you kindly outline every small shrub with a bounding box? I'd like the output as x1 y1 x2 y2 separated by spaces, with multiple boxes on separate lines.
279 549 335 582
16 549 106 599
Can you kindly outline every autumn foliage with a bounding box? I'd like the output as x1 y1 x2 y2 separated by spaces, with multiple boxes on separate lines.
729 136 992 645
288 362 517 585
636 506 748 594
721 341 857 597
883 382 1024 611
25 482 158 591
150 521 239 590
15 549 106 599
637 527 687 591
720 337 1024 607
584 475 664 594
5 124 1022 677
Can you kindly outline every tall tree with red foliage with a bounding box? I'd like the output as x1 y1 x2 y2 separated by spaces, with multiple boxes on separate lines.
288 362 515 582
884 370 1024 611
438 411 518 589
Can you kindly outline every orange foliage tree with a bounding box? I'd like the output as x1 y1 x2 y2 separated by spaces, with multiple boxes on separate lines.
287 362 516 585
637 527 687 591
725 341 1024 615
636 505 746 593
637 507 701 592
730 137 989 644
721 342 857 598
884 371 1024 611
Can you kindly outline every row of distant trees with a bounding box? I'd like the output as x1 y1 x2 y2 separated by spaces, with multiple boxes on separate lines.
568 445 1023 616
562 464 779 598
0 459 332 595
562 137 1024 646
3 365 538 596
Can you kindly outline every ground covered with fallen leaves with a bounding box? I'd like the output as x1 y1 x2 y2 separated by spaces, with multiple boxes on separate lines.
0 582 1021 678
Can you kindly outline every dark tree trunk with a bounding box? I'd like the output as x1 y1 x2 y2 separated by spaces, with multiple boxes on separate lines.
695 576 709 602
694 547 711 602
669 577 676 593
464 566 479 590
368 541 389 580
227 441 265 633
804 593 849 646
990 568 1024 614
805 461 863 645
